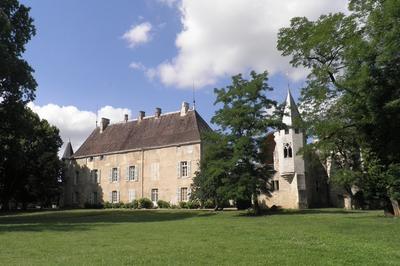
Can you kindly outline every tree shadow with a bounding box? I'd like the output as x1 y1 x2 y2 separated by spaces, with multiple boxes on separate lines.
0 209 216 233
236 208 368 217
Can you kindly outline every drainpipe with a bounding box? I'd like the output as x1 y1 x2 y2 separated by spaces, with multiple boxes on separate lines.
141 149 144 198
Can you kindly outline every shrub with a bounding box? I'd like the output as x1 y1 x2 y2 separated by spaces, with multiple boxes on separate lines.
236 198 252 210
179 201 188 209
124 202 132 209
157 200 170 209
187 200 200 209
84 202 103 209
202 199 215 209
132 199 139 209
170 204 179 209
138 198 154 209
104 201 112 209
111 202 122 208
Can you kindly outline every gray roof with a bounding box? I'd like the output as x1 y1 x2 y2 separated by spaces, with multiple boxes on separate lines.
282 89 301 126
62 141 74 159
73 110 211 158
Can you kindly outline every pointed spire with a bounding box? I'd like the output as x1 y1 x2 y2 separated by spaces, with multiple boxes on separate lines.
62 141 74 160
282 89 301 127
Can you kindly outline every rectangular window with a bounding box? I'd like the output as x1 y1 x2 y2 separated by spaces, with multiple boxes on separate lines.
151 163 160 180
73 192 79 203
112 168 118 182
128 189 136 202
128 166 136 181
99 155 105 160
284 128 289 134
91 192 98 204
88 156 94 162
295 128 300 134
272 180 279 191
180 187 188 202
92 169 98 183
180 161 188 177
74 171 79 185
112 190 118 203
151 189 158 202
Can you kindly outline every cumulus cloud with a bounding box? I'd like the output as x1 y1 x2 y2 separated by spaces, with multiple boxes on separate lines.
150 0 348 89
28 103 132 156
122 22 152 47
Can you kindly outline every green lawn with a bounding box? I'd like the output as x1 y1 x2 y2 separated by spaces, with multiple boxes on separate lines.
0 209 399 265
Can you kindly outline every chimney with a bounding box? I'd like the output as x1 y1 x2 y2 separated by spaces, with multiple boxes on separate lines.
124 114 128 122
138 111 145 121
100 117 110 133
155 107 161 118
180 101 189 116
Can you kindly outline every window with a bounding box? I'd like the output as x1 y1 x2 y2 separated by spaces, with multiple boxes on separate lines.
90 192 98 204
283 143 293 158
128 166 136 181
112 168 118 182
151 163 160 180
284 128 289 134
99 155 104 160
295 128 300 134
88 156 94 162
74 171 79 185
180 161 188 177
180 187 188 202
128 189 136 202
151 189 158 202
271 180 279 191
73 192 79 203
111 190 118 203
91 169 99 183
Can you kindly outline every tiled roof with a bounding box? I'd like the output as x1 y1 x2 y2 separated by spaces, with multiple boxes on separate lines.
73 110 211 158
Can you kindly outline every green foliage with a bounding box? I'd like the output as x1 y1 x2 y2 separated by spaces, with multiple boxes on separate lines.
202 199 215 209
277 0 400 210
178 201 188 209
187 200 200 209
138 198 154 209
157 200 170 209
192 71 278 214
131 199 139 209
103 201 112 209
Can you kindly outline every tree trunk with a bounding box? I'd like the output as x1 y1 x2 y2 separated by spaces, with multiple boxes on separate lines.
390 199 400 217
252 193 261 215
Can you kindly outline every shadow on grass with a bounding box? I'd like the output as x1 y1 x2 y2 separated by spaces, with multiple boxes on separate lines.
0 210 216 233
237 208 368 217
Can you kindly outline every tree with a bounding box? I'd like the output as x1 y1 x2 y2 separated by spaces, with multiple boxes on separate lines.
0 1 63 210
193 71 277 214
277 0 400 214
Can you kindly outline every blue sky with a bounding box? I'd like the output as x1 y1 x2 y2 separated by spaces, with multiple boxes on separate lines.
21 0 348 152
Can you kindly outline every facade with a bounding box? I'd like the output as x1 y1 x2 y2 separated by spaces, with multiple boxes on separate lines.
62 102 210 207
62 94 329 209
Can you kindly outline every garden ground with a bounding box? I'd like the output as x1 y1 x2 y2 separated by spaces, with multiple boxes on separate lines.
0 209 399 265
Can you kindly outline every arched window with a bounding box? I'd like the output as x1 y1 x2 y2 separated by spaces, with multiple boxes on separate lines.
283 143 293 158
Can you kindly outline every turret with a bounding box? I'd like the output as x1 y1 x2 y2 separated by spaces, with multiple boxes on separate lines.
62 141 74 160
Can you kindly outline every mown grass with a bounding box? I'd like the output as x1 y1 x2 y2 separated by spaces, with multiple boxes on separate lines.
0 209 399 265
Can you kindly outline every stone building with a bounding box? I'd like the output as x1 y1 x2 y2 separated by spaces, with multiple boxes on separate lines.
62 102 211 207
62 93 329 209
260 90 330 209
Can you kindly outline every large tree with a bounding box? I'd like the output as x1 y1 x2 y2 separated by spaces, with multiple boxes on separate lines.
277 0 400 214
0 0 63 210
193 71 277 214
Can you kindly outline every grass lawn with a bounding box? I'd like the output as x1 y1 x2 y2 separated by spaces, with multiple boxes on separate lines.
0 209 399 265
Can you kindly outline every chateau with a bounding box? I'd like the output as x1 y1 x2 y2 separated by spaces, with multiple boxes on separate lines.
62 92 330 209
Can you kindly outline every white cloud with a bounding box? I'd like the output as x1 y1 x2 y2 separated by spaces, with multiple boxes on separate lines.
157 0 179 8
28 103 132 156
122 22 152 48
151 0 348 89
129 61 146 71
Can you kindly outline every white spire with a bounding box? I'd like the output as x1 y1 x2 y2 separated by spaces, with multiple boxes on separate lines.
282 89 301 127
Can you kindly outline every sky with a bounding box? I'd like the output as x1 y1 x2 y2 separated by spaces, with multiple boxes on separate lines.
21 0 349 154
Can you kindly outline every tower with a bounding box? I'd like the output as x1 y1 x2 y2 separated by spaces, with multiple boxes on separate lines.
273 90 308 208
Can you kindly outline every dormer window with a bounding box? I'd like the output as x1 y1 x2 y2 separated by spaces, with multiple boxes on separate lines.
283 143 293 158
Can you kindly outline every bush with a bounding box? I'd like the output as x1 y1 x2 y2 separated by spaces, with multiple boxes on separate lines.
104 201 112 209
157 200 170 209
84 202 104 209
170 204 179 209
236 198 252 210
132 199 139 209
138 198 154 209
124 202 132 209
179 201 188 209
202 199 215 209
187 200 200 209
